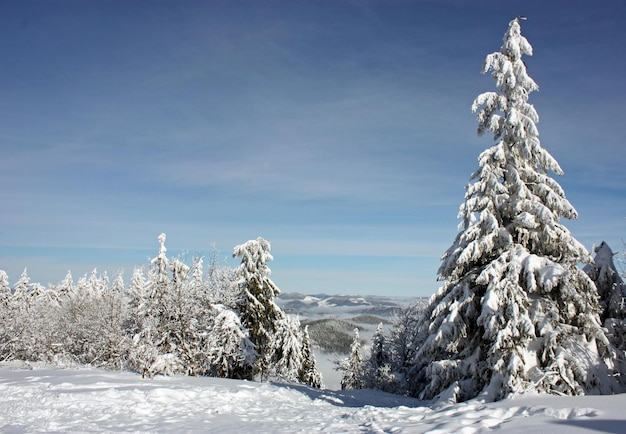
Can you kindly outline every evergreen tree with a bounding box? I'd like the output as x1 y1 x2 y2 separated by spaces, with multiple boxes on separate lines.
13 268 31 309
206 245 237 307
585 242 626 361
57 271 74 300
167 257 195 372
340 328 364 390
128 266 146 320
130 233 182 376
190 256 204 291
387 303 422 378
182 255 217 375
0 270 9 304
364 323 396 391
206 304 257 379
233 237 285 379
370 323 387 370
4 268 32 360
299 325 323 388
409 18 624 402
584 242 626 321
0 270 15 360
270 316 304 383
97 272 129 369
148 233 170 318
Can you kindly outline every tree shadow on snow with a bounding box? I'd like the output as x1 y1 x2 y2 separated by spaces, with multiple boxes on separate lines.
272 382 425 409
552 419 624 434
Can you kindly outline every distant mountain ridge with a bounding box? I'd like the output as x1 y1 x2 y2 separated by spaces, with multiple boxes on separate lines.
276 293 428 356
276 292 426 319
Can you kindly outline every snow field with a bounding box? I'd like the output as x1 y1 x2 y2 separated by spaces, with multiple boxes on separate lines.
2 363 625 433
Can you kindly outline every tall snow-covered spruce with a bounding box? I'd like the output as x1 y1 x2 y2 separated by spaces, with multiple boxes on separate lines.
232 237 322 385
233 237 285 380
409 18 624 402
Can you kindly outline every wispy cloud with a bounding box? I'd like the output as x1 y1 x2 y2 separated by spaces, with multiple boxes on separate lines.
1 1 625 296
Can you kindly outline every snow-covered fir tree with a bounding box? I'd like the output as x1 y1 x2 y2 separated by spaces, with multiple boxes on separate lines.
340 328 364 390
385 302 423 385
180 255 218 375
0 270 10 315
270 316 305 383
128 267 146 318
97 272 129 370
584 242 626 321
166 257 196 372
299 325 323 388
207 251 239 309
2 268 33 360
131 235 212 377
0 270 15 361
364 323 397 392
0 270 9 300
56 271 74 299
585 241 626 360
130 233 182 376
232 237 285 380
205 304 257 379
12 268 31 309
408 18 624 402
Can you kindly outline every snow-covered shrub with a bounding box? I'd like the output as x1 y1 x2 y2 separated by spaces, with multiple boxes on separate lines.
1 234 321 388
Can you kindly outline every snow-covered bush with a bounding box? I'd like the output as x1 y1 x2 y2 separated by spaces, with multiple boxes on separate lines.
0 268 130 368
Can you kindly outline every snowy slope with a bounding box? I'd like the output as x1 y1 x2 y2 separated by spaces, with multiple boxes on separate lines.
1 362 625 433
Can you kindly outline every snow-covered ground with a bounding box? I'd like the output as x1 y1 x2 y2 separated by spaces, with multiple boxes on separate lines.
1 362 625 433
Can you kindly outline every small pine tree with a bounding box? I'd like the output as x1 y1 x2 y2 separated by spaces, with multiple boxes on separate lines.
97 272 129 369
0 270 9 303
13 268 31 309
584 242 626 321
387 303 422 375
270 316 304 383
57 271 74 299
370 323 387 370
585 242 626 360
130 233 182 376
299 325 323 388
206 304 257 379
0 270 15 361
340 328 364 390
364 323 397 392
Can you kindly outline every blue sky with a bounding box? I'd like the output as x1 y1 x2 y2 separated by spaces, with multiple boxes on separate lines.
1 0 625 296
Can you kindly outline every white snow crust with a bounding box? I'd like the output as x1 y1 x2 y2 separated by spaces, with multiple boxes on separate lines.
1 362 625 433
